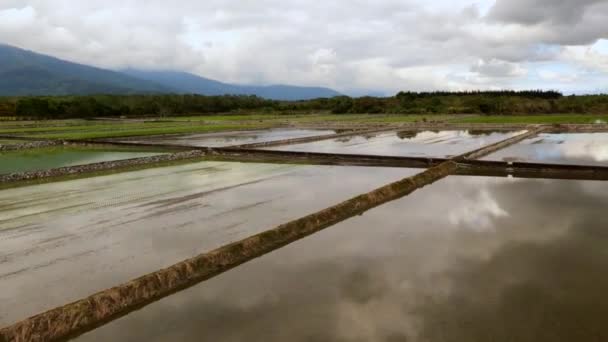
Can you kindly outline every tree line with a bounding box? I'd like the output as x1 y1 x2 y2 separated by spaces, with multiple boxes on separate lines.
1 91 607 119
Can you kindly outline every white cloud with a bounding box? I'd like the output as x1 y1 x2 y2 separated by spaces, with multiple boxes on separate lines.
0 6 36 31
471 59 528 78
0 0 606 93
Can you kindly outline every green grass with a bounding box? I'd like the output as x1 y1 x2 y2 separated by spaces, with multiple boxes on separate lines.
170 114 296 122
452 115 608 124
0 139 27 145
0 122 178 135
28 124 271 140
171 114 457 123
2 113 608 140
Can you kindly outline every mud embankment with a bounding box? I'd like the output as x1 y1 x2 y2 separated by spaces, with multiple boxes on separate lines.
0 140 63 151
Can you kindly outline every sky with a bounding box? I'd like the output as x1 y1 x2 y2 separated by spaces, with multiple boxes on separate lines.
0 0 607 95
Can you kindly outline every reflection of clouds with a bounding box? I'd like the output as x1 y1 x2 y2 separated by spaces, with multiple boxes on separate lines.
419 216 608 342
273 130 526 158
487 133 608 165
558 135 608 161
80 177 608 342
448 189 509 231
133 129 334 147
0 162 415 325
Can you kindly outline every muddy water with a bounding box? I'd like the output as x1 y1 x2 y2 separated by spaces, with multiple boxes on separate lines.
0 162 416 325
268 130 526 158
483 133 608 165
79 176 608 342
119 128 335 147
0 146 164 174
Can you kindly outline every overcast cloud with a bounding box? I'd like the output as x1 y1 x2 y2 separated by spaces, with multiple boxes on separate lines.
0 0 607 95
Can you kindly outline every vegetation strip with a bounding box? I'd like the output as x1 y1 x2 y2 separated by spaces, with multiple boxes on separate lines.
0 161 457 342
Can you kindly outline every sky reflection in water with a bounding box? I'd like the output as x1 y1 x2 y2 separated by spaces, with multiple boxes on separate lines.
484 133 608 165
269 130 527 158
79 176 608 342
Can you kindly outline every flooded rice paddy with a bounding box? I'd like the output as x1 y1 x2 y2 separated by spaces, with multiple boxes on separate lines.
483 133 608 165
117 128 336 147
77 176 608 342
268 130 527 158
3 126 608 341
0 145 165 174
0 162 416 325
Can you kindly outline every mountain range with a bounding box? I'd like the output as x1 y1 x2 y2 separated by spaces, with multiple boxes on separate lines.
0 44 341 100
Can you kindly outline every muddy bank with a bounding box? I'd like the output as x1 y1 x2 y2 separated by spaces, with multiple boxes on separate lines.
67 139 195 151
214 148 445 169
0 150 206 184
0 161 456 342
0 140 62 151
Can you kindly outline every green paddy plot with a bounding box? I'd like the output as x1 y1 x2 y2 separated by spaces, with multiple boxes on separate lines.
0 146 165 174
0 140 28 146
163 114 456 123
483 133 608 166
268 130 526 158
78 176 608 342
0 162 416 325
0 120 268 140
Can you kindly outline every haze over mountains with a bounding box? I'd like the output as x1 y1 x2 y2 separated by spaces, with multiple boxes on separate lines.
0 44 341 100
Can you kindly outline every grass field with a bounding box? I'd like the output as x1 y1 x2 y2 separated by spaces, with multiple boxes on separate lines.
1 114 607 140
451 114 608 124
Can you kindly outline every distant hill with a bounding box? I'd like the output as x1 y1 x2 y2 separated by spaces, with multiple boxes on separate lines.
0 44 342 100
0 44 170 96
123 69 342 100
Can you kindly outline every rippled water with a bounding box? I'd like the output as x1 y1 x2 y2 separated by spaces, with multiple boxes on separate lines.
118 128 336 147
268 130 527 158
78 176 608 342
0 162 415 325
483 133 608 165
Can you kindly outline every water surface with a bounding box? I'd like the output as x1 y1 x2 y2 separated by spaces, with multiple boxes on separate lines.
269 130 526 158
119 128 335 147
483 133 608 166
0 162 415 325
79 176 608 342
